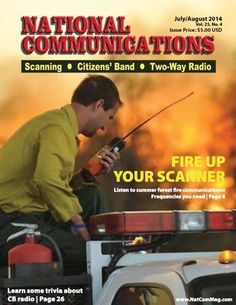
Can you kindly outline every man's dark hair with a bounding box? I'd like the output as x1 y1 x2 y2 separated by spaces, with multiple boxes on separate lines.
71 75 122 111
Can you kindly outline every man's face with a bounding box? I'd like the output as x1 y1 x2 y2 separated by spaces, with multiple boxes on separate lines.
83 100 120 137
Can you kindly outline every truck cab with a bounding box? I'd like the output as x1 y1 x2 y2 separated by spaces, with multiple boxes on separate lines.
88 209 236 305
94 255 236 305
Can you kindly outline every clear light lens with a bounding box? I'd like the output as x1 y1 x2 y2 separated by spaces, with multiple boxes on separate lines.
178 211 206 231
96 224 106 234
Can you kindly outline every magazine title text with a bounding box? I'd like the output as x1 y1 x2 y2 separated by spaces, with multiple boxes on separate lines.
21 16 215 55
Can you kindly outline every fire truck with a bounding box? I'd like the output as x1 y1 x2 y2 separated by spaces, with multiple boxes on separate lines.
1 210 236 305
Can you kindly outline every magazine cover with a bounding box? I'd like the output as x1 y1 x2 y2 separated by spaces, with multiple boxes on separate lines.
0 0 235 304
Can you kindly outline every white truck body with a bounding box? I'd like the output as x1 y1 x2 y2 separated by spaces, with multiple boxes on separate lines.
87 210 236 305
87 241 236 305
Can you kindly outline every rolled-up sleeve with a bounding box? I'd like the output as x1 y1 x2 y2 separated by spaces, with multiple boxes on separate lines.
33 125 82 222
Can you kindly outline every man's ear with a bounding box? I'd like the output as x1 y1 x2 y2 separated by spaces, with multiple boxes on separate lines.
93 99 105 111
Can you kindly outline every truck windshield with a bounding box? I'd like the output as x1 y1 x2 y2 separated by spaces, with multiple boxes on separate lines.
189 273 236 305
112 285 174 305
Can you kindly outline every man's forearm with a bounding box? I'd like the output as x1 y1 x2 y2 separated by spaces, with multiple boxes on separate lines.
71 214 90 241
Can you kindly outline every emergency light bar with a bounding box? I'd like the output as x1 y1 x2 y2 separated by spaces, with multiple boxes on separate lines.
89 210 236 236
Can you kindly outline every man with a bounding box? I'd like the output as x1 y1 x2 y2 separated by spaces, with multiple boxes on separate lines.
0 75 122 275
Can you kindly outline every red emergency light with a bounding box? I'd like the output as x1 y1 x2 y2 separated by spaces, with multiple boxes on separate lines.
89 211 176 235
207 210 235 231
89 210 236 236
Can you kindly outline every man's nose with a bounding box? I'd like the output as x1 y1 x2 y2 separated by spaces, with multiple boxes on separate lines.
100 127 105 131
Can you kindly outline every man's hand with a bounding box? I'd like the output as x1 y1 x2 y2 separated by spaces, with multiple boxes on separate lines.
131 237 148 246
71 214 90 241
98 151 120 175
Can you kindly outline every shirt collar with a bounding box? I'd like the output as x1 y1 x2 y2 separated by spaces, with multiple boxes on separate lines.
61 104 79 136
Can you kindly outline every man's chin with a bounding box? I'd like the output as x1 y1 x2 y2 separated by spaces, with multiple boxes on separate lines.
83 131 96 137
